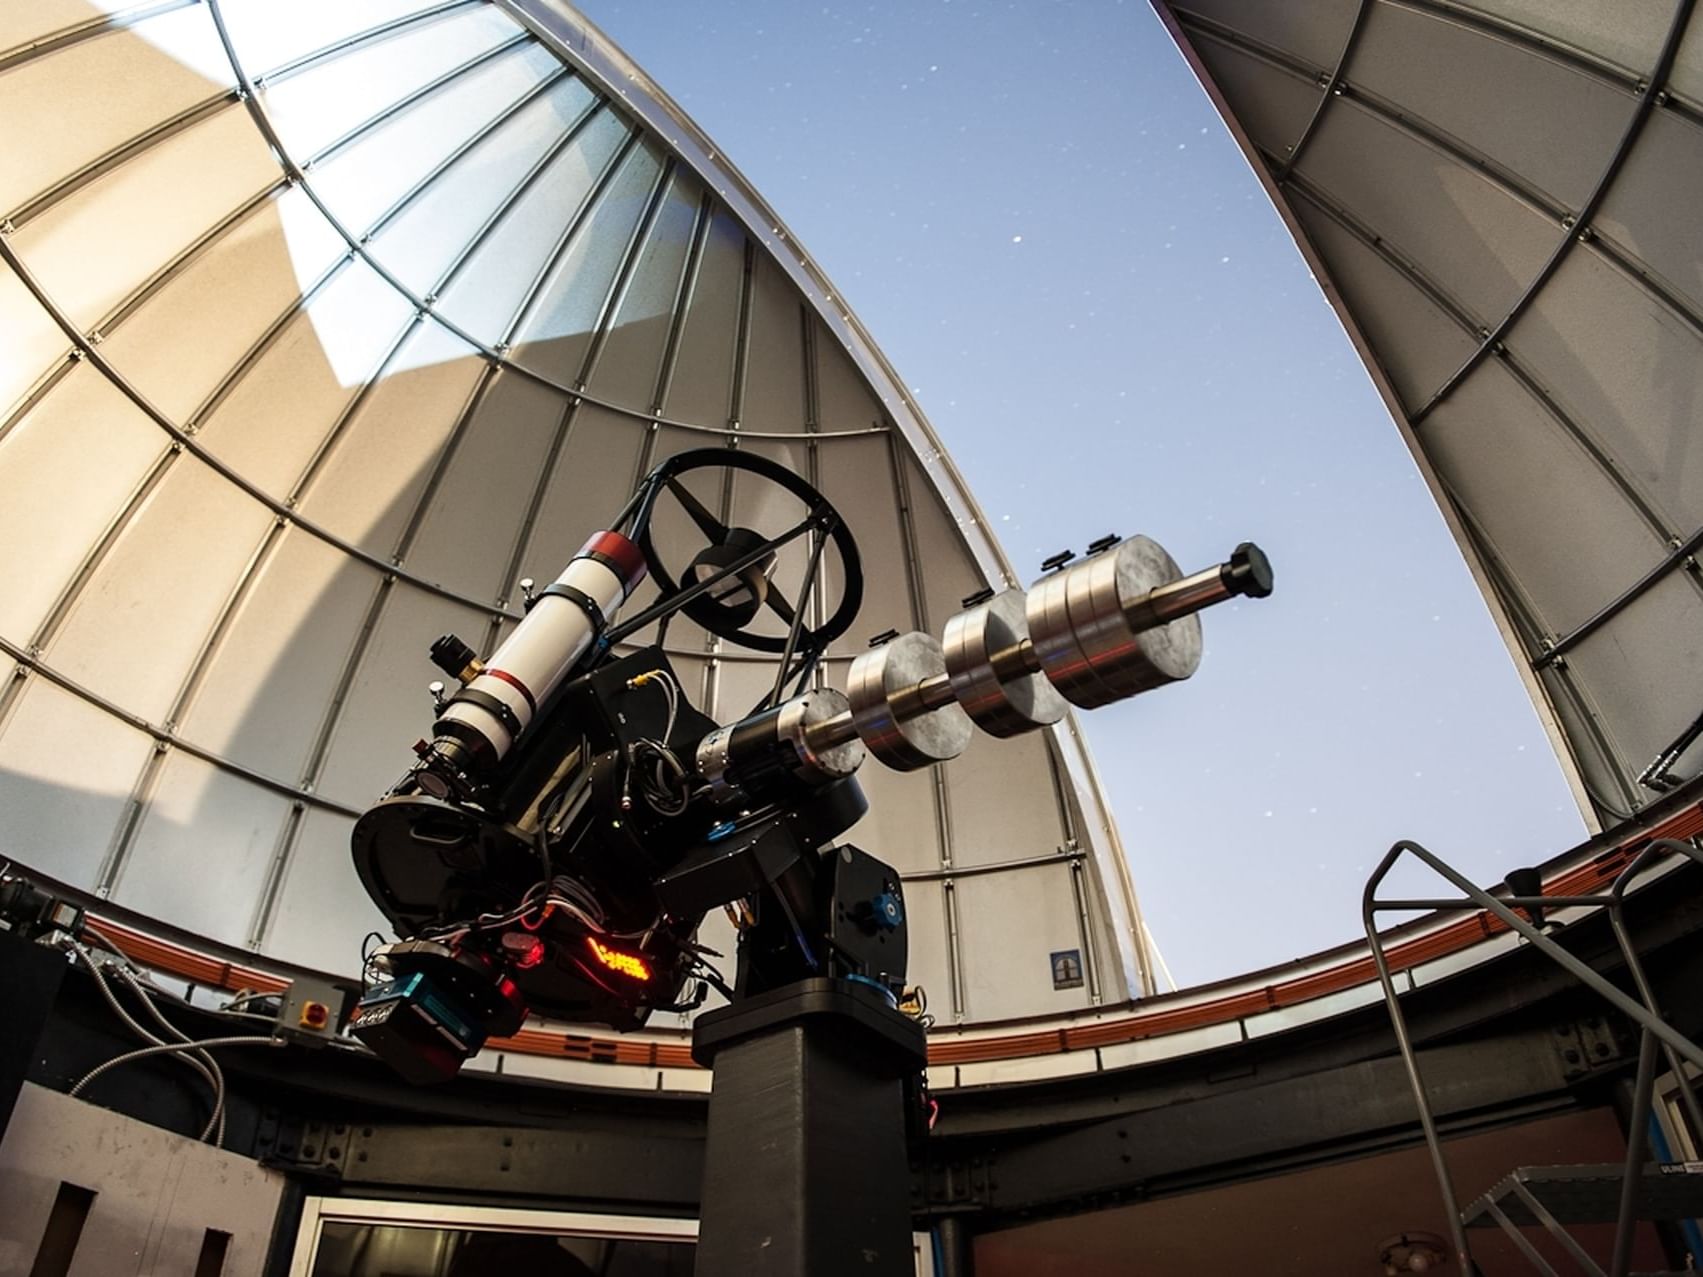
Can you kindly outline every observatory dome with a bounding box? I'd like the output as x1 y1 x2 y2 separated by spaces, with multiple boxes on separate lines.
0 0 1155 1026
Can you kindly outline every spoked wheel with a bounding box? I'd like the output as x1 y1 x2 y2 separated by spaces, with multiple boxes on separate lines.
626 448 862 654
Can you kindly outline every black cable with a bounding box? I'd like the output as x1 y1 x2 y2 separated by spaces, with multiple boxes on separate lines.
359 930 385 991
533 820 554 900
629 739 691 815
692 959 735 1002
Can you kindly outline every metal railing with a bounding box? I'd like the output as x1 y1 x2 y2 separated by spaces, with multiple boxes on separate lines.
1364 837 1703 1276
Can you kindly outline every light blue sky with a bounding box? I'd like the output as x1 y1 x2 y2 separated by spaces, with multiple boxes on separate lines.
579 0 1589 986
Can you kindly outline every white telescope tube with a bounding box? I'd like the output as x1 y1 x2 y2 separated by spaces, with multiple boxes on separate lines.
434 531 648 767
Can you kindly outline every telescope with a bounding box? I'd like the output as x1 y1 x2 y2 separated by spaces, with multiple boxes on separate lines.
348 447 1271 1084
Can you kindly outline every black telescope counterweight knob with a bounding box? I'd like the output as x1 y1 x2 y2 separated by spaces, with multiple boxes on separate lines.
1225 541 1273 599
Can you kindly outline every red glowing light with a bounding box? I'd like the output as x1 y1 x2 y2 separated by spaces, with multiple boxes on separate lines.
586 936 651 981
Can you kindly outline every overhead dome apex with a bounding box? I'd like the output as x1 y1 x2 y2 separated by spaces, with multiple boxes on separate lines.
0 0 1156 1021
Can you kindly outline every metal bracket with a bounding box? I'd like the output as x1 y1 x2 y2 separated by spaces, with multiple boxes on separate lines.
916 1155 998 1210
1552 1015 1629 1080
255 1111 348 1180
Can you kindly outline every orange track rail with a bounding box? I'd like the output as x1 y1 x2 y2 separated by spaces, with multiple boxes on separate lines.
85 803 1703 1073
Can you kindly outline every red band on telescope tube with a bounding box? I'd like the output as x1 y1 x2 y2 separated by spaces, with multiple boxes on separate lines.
577 530 648 594
483 667 537 715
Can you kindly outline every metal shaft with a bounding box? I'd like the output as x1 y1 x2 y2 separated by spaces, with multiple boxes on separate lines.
1122 563 1235 632
804 544 1264 757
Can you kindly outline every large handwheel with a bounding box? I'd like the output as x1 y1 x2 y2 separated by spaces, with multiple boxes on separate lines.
630 448 863 653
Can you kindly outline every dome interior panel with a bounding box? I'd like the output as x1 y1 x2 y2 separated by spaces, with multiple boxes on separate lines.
738 253 809 434
582 167 705 411
940 731 1069 871
47 456 276 725
294 323 492 558
1286 190 1485 413
175 530 382 783
955 863 1098 1019
842 763 944 878
1561 570 1703 774
0 679 157 888
252 4 521 163
359 76 599 300
1300 100 1557 323
110 750 292 945
188 257 419 498
312 587 492 808
402 368 568 602
1185 32 1323 160
1534 661 1635 809
658 208 746 427
430 105 633 346
1349 2 1637 211
0 367 171 642
1452 0 1673 76
897 450 987 632
9 104 276 333
507 139 668 386
1675 14 1703 102
1593 107 1703 323
1508 249 1703 535
261 806 389 970
0 4 233 218
216 0 447 80
814 433 917 652
92 193 343 427
709 655 793 728
1172 0 1356 68
0 259 72 418
812 322 883 435
515 403 649 595
0 1 124 54
891 878 952 1018
305 40 565 235
1421 358 1670 637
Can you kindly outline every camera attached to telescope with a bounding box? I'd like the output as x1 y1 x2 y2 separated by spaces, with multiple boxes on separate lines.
349 447 1270 1084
